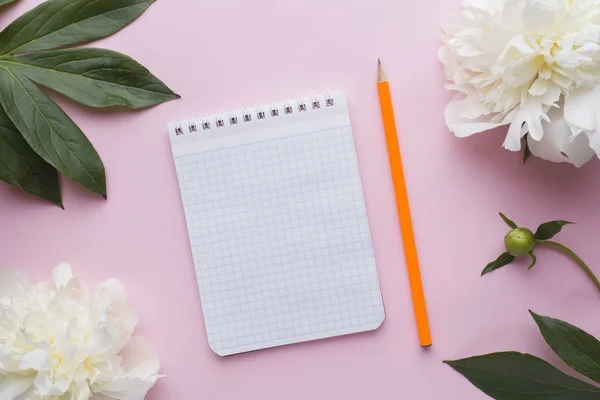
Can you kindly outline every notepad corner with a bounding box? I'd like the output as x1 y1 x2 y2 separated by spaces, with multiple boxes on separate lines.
372 310 386 331
207 340 228 357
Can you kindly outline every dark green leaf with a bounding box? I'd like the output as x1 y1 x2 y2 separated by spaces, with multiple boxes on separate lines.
482 252 515 276
0 0 153 56
444 352 600 399
0 67 105 196
535 221 575 240
0 0 19 7
531 311 600 384
3 48 178 109
528 252 537 270
524 136 532 163
0 106 61 206
499 212 518 229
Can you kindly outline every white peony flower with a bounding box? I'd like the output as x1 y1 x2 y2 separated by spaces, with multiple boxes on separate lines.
0 264 161 400
440 0 600 167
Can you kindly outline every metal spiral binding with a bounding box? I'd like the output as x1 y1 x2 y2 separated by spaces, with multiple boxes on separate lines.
173 92 336 136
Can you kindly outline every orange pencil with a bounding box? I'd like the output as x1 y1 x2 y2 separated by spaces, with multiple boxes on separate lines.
377 59 432 347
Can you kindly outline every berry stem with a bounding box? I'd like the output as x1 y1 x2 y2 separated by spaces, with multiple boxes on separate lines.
536 240 600 294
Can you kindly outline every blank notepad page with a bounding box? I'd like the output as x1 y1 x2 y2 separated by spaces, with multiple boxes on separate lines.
169 92 385 356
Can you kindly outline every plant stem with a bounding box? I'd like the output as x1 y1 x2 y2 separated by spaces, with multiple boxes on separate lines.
536 240 600 293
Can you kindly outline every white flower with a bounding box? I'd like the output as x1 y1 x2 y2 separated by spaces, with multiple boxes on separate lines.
440 0 600 167
0 264 160 400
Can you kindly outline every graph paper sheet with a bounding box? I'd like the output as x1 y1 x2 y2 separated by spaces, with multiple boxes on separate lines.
169 92 385 356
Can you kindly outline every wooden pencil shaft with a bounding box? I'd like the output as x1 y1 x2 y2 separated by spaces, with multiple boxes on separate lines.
377 72 432 347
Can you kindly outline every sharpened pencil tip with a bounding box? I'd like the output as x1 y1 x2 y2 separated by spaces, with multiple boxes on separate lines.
378 58 381 66
377 60 387 82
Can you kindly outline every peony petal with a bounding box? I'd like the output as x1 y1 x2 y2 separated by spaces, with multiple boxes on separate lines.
575 24 600 46
96 366 160 400
87 325 116 357
563 134 596 167
20 349 48 371
528 108 595 167
549 69 573 89
91 395 117 400
504 95 547 150
0 269 31 301
75 383 92 400
92 338 160 400
0 373 35 399
526 108 545 141
503 119 526 151
463 0 491 9
95 280 127 302
449 38 482 58
553 49 591 67
540 82 561 106
502 0 524 23
564 87 600 133
576 42 600 58
441 8 472 34
52 264 73 289
587 131 600 156
560 32 578 51
91 279 138 351
15 387 44 400
523 0 557 36
33 371 55 397
32 281 58 308
500 35 535 58
445 94 513 138
529 78 548 96
539 65 552 79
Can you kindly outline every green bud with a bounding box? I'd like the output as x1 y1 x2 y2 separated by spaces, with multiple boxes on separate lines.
504 228 535 257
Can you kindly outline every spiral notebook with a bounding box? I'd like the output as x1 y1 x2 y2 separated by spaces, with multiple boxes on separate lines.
168 92 385 356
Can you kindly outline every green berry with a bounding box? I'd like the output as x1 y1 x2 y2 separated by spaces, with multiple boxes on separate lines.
505 228 535 257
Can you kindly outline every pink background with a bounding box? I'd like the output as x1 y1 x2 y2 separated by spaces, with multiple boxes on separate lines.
1 0 600 399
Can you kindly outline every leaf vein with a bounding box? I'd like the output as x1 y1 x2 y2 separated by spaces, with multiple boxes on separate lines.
0 65 102 192
5 0 150 55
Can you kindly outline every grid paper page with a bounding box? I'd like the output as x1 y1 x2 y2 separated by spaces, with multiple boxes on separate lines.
171 95 385 356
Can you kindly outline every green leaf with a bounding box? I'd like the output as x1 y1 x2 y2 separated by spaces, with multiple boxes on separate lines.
499 212 518 229
444 352 600 399
531 311 600 384
524 136 532 163
0 0 153 56
0 67 105 196
3 48 178 109
482 252 515 276
535 221 575 240
528 252 537 270
0 0 19 7
0 106 61 206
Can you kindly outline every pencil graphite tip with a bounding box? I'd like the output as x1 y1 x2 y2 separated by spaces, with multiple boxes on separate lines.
378 58 381 66
377 59 387 82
